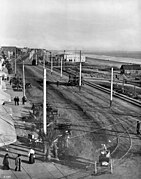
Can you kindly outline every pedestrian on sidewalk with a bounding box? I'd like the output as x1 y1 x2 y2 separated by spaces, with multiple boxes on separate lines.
17 96 19 105
14 96 17 105
22 96 26 105
52 140 59 160
15 154 22 171
136 121 140 134
28 148 35 164
3 153 10 170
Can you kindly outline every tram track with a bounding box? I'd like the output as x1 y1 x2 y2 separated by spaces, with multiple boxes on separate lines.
19 63 138 177
50 67 136 164
27 65 134 160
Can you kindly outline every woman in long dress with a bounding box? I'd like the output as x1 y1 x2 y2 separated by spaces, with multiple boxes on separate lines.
3 153 10 170
28 148 35 164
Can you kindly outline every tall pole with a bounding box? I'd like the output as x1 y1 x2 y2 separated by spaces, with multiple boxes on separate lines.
134 85 136 97
36 50 38 65
64 50 65 60
61 56 63 78
110 67 113 107
22 61 26 97
50 52 53 74
79 50 82 91
43 52 47 135
15 48 16 75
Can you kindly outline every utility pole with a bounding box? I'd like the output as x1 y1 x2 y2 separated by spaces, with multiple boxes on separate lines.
134 85 136 97
43 52 48 160
15 48 17 75
110 67 113 107
60 56 63 78
79 50 82 91
50 52 53 74
43 52 47 135
22 60 26 97
36 50 38 65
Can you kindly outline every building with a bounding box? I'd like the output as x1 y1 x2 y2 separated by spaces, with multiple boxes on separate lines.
120 64 141 75
1 46 21 58
56 53 86 63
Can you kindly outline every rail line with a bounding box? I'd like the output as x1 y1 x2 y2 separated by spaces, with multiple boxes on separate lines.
84 80 141 108
50 67 136 164
21 64 136 176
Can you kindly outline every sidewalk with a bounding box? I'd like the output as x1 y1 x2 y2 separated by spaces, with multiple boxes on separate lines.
0 80 92 179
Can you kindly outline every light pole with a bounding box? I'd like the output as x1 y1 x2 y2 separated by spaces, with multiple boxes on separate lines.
50 52 53 74
22 60 26 97
60 56 63 78
15 48 17 75
43 51 47 160
79 50 82 91
43 51 47 135
110 67 113 107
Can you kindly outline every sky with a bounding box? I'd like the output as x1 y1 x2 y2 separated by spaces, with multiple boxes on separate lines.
0 0 141 51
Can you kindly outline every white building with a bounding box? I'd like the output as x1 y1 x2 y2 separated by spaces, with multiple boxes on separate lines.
64 54 86 63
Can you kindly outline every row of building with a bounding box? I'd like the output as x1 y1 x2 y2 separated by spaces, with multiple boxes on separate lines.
1 46 141 75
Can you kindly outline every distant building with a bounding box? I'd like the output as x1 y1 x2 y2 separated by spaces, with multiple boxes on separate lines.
56 53 86 63
120 64 141 75
1 46 21 58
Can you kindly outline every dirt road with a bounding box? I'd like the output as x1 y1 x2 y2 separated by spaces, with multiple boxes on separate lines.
17 62 141 178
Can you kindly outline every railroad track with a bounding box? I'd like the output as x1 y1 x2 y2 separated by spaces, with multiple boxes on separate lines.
23 64 135 171
51 67 135 165
53 65 141 108
84 81 141 108
110 118 132 161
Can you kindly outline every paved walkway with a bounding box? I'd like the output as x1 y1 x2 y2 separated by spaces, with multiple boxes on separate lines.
0 77 119 179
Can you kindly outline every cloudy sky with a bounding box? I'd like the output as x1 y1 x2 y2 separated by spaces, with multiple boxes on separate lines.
0 0 141 51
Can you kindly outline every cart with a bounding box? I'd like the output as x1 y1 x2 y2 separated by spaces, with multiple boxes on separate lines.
94 149 113 174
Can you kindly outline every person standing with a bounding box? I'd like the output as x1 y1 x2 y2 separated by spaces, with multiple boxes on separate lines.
136 121 140 134
22 96 26 105
14 96 17 105
52 140 59 160
15 154 21 171
28 148 35 164
3 153 10 170
17 96 19 105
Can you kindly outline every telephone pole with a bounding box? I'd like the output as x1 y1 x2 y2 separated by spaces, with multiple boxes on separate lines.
43 52 47 135
110 67 113 107
50 52 53 74
79 50 82 91
60 56 63 78
22 61 26 97
15 48 17 75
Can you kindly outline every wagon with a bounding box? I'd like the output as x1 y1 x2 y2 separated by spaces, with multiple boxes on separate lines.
94 150 113 174
68 74 84 86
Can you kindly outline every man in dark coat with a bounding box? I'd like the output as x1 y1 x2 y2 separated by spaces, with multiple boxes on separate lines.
15 154 21 171
22 96 26 105
136 121 140 134
14 96 17 105
17 96 19 105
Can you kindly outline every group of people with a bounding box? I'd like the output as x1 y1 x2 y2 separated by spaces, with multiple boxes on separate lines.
14 96 26 105
2 148 35 171
3 153 21 171
14 96 20 105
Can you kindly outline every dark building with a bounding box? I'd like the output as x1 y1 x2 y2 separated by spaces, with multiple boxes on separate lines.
120 64 141 75
1 46 22 58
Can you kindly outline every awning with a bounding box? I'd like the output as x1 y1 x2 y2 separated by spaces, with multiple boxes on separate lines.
0 105 16 147
0 89 11 104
